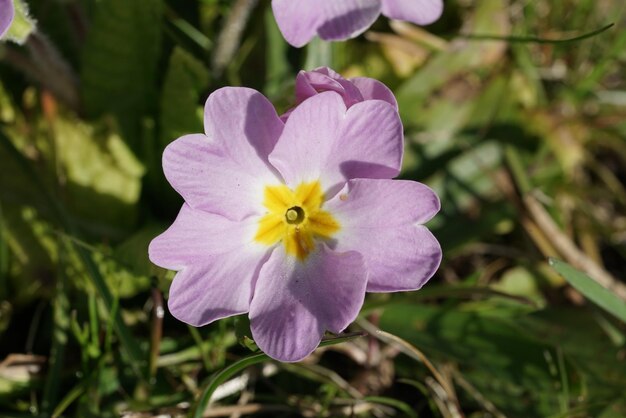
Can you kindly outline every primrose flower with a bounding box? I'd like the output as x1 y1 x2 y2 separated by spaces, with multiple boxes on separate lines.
0 0 14 39
149 85 441 362
282 67 397 120
272 0 444 47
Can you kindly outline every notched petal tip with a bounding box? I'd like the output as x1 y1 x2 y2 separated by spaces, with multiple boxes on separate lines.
271 0 321 48
147 233 176 271
250 246 367 362
167 286 210 328
411 181 441 225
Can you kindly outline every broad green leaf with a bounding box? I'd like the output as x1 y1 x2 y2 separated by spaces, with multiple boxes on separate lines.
0 129 147 380
549 258 626 323
81 0 164 148
153 46 208 207
52 117 145 230
113 224 163 278
492 266 546 305
159 47 209 150
380 305 560 416
380 302 626 417
520 308 626 416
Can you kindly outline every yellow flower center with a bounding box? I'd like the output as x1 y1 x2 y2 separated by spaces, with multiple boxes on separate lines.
254 181 340 260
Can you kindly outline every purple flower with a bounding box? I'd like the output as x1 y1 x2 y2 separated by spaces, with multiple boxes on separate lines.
282 67 397 120
149 85 441 362
0 0 14 39
272 0 444 47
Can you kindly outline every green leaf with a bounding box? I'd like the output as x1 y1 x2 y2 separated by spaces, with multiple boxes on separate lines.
81 0 164 147
53 117 145 230
151 46 208 207
380 302 626 417
549 258 626 323
159 47 209 151
0 129 147 381
380 303 570 417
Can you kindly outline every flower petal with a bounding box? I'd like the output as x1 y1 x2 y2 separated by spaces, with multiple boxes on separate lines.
149 204 268 325
149 204 257 270
0 0 14 38
269 92 403 194
350 77 398 109
249 245 367 362
295 67 364 108
271 0 324 48
325 179 441 292
381 0 444 25
203 87 283 160
272 0 381 47
316 0 382 42
163 88 283 220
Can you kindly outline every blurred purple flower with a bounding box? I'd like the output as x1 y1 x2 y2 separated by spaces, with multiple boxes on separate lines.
282 67 397 120
149 82 441 362
272 0 443 47
0 0 14 39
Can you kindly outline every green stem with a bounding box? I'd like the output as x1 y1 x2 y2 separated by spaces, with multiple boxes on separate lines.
190 332 365 418
304 37 333 70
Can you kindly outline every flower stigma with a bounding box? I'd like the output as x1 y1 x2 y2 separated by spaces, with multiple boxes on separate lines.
286 206 305 224
255 181 340 261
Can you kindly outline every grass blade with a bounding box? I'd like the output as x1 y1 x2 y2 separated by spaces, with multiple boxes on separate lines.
364 396 419 418
463 23 614 44
549 258 626 323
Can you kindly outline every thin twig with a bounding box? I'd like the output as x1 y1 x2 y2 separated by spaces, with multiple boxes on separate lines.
451 367 506 418
211 0 259 77
425 377 464 418
356 318 460 410
524 193 626 301
149 287 164 379
2 32 80 111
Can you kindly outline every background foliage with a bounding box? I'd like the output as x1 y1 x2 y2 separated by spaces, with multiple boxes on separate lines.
1 0 625 417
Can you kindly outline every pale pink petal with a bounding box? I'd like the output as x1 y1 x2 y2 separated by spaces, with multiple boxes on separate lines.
249 246 367 362
271 0 324 48
316 0 382 42
272 0 381 47
148 204 257 270
350 77 398 109
149 204 268 325
269 92 343 189
295 67 364 108
203 87 283 160
0 0 14 38
381 0 444 25
269 92 403 193
163 88 283 220
325 179 441 292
